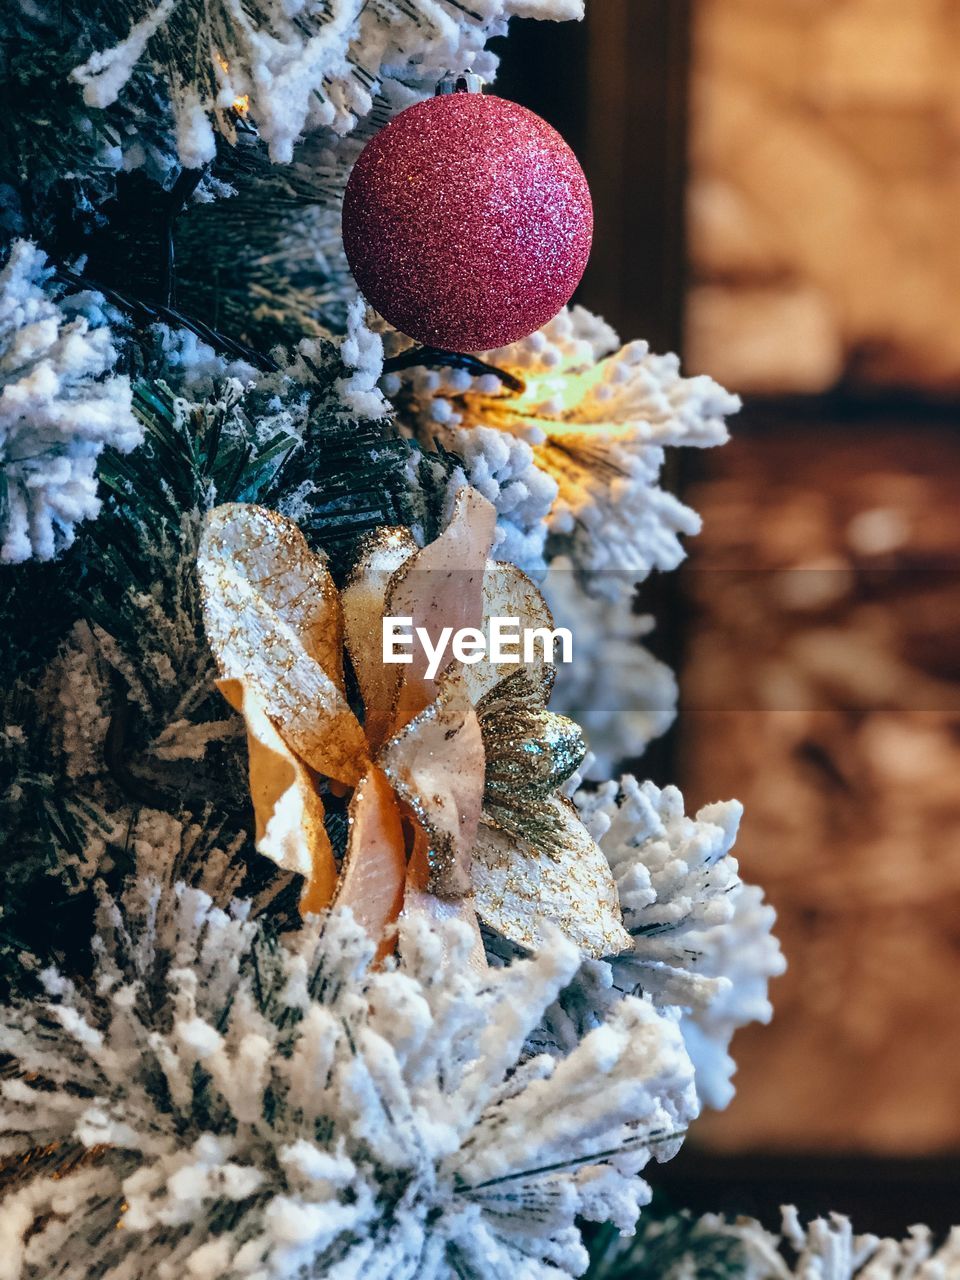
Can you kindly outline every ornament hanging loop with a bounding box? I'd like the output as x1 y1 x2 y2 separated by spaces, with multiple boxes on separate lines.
435 69 484 95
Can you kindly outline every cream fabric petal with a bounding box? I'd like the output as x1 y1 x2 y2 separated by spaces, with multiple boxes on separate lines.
379 669 485 899
199 505 368 787
472 797 632 959
462 559 558 704
341 526 417 752
332 764 408 962
217 678 338 914
386 488 497 728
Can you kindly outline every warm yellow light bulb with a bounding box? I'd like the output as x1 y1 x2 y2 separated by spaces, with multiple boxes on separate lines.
217 55 249 114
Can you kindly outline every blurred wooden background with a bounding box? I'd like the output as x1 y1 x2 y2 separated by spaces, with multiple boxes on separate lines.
497 1 960 1236
494 0 690 352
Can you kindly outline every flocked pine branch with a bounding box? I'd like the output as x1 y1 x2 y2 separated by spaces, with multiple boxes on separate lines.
591 1208 960 1280
541 778 785 1112
0 8 178 245
585 1209 748 1280
0 875 697 1280
70 0 585 167
0 241 141 564
171 85 415 347
724 1208 960 1280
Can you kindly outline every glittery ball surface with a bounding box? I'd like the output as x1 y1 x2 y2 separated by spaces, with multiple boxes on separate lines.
341 93 593 352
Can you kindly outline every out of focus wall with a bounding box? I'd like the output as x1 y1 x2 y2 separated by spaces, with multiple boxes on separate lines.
679 424 960 1153
681 0 960 1157
686 0 960 394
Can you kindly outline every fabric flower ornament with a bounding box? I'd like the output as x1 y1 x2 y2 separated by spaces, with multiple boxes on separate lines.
198 489 630 959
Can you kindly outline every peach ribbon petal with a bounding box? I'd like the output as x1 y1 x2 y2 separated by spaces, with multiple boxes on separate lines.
341 526 417 752
332 764 408 962
379 669 485 899
217 678 338 914
386 488 497 729
403 827 488 975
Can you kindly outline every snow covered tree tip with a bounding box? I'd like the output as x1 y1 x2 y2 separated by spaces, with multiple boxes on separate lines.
70 0 586 168
566 778 785 1111
0 241 140 564
0 879 697 1280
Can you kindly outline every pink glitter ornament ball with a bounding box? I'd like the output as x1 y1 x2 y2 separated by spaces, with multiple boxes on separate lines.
341 90 593 353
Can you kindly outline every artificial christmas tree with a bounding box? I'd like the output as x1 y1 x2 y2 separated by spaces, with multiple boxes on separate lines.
0 3 950 1278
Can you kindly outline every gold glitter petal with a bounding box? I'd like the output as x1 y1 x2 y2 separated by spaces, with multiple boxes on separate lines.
203 503 346 692
199 506 368 787
472 797 631 959
477 666 587 851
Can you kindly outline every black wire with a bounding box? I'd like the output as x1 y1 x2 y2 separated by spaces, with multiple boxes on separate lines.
53 266 280 372
382 345 525 393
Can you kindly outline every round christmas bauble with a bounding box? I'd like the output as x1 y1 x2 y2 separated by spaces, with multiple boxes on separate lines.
341 91 593 353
